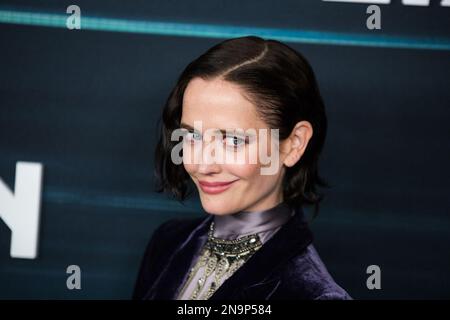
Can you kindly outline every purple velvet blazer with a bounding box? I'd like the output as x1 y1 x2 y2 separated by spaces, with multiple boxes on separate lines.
132 205 352 300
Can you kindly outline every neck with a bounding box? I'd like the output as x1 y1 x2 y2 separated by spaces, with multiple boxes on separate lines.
213 201 294 240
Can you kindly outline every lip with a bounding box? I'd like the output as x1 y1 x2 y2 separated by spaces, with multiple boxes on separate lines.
198 179 238 194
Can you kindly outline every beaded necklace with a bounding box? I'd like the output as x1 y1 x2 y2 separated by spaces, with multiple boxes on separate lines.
177 221 263 300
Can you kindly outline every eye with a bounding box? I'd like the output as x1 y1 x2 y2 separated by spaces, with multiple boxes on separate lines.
224 135 246 149
183 130 202 143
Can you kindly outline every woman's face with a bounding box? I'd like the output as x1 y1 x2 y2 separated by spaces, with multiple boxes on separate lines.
180 77 288 215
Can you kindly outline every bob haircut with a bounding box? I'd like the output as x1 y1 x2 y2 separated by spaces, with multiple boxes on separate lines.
154 35 328 216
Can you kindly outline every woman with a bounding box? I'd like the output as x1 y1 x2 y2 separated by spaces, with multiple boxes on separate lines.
133 36 352 300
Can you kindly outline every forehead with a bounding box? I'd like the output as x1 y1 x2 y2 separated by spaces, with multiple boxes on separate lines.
181 77 267 130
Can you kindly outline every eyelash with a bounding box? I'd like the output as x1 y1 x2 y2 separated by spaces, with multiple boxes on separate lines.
182 130 248 149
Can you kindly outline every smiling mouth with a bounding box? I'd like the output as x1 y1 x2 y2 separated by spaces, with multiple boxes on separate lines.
198 179 238 194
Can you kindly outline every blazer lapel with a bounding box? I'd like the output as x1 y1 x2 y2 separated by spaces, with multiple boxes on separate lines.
144 214 213 300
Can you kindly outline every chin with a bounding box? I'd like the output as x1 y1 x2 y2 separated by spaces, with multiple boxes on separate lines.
199 196 238 215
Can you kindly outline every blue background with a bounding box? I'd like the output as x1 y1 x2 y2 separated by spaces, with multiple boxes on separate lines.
0 0 449 299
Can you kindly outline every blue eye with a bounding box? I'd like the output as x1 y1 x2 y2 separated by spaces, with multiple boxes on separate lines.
192 132 202 140
183 130 202 143
225 136 245 148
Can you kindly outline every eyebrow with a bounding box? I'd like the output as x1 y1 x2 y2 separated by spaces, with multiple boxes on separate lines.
180 122 253 136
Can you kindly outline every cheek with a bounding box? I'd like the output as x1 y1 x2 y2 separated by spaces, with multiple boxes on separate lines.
183 162 196 175
245 133 279 166
224 163 260 182
226 161 280 192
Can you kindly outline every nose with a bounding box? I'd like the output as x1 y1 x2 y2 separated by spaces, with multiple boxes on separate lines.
196 138 221 175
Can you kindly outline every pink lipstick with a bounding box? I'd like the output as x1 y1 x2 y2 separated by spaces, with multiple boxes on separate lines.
198 179 238 194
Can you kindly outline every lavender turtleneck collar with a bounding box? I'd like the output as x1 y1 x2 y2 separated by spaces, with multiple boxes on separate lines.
212 201 295 243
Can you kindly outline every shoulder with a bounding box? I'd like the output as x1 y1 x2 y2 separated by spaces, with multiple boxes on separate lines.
274 244 352 300
152 216 206 244
132 216 205 299
140 215 206 263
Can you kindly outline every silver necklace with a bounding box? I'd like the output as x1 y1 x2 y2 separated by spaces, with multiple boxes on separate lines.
177 221 263 300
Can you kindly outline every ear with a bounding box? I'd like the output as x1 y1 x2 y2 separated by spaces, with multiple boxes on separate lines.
281 121 313 168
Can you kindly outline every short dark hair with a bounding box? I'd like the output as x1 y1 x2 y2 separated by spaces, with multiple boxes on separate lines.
154 35 328 216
